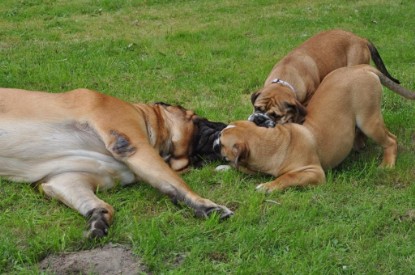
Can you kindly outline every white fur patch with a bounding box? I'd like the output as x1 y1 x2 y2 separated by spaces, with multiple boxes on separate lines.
224 125 236 130
0 121 135 187
215 165 232 172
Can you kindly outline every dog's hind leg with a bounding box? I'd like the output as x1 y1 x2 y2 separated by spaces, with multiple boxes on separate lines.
358 116 397 168
39 173 114 238
378 130 398 168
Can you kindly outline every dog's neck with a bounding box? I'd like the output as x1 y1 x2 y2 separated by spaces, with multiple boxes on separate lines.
132 103 172 153
271 78 297 95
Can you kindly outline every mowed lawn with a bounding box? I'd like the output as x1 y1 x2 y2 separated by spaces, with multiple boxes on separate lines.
0 0 414 273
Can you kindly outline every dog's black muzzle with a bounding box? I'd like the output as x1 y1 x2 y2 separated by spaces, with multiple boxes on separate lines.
248 112 276 128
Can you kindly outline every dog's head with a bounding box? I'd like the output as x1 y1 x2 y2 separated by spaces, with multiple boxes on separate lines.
213 122 252 169
190 117 227 168
249 85 307 127
153 102 198 172
154 102 228 169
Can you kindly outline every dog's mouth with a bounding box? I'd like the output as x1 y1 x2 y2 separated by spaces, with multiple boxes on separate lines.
248 112 276 128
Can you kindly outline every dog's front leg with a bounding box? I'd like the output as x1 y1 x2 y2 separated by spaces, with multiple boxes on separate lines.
125 146 233 219
256 165 326 192
39 173 114 238
90 116 233 219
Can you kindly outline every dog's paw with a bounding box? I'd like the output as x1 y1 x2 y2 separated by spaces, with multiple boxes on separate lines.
256 182 281 193
215 165 232 172
256 183 269 193
85 208 110 238
195 204 234 220
379 162 395 169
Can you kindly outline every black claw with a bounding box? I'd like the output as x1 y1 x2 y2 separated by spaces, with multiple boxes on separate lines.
194 209 208 219
86 208 110 239
195 206 234 220
170 196 179 206
219 209 234 220
89 228 107 238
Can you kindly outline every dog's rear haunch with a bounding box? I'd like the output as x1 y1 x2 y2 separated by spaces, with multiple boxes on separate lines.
0 88 232 238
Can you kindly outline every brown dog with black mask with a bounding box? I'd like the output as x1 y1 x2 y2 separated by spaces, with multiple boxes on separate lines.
249 29 400 127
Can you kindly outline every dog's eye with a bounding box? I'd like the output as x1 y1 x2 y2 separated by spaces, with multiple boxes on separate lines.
255 106 265 113
270 113 282 120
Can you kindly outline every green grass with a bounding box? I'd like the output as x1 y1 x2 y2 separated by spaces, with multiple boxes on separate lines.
1 0 415 273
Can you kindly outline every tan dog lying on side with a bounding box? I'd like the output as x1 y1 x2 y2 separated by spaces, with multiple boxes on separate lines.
0 88 232 238
249 29 400 127
215 65 415 191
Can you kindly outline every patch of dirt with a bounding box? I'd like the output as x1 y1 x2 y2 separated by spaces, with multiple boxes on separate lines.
398 209 415 222
39 243 148 274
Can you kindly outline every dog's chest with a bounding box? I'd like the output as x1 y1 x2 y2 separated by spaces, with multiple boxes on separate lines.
0 121 135 185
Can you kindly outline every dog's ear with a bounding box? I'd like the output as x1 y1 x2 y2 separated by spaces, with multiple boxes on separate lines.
232 142 249 168
295 101 307 123
287 101 307 123
184 109 196 121
192 115 200 124
250 92 260 105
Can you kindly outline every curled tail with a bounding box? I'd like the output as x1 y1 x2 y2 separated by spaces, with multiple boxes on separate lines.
369 67 415 100
368 41 400 84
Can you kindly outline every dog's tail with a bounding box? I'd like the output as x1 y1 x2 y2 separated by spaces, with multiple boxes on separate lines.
367 41 400 84
369 67 415 100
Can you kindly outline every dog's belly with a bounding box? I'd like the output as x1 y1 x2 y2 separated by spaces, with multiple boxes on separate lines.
305 119 355 170
0 121 135 186
316 129 355 170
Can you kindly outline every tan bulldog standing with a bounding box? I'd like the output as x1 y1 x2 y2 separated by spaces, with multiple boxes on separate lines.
249 29 400 127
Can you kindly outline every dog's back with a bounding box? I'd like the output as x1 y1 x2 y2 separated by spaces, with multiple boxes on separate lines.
267 30 371 87
304 65 384 169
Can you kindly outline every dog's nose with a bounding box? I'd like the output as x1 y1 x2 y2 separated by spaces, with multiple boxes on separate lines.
248 112 276 128
263 119 276 128
247 113 257 122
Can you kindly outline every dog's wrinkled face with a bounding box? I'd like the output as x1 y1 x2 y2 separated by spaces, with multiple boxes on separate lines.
213 123 250 168
190 118 227 167
155 102 197 172
157 103 228 169
249 86 307 127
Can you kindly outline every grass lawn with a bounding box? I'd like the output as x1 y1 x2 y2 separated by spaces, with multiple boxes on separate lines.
1 0 414 273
